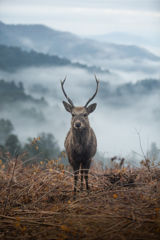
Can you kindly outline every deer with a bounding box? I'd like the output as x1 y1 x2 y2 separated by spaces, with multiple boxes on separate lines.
60 74 99 195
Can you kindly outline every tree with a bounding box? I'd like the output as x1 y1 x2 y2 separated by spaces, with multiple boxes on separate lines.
25 133 60 161
0 119 14 145
5 134 21 156
148 142 160 161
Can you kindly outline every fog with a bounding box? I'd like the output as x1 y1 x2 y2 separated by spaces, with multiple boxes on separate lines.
72 57 160 81
0 65 159 164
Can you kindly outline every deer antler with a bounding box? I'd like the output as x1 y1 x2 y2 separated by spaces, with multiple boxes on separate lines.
60 76 74 107
84 73 99 108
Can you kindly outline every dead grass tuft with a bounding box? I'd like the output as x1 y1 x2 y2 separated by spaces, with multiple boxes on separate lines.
0 149 160 239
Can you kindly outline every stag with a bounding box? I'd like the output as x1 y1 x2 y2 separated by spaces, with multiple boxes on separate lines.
60 74 99 194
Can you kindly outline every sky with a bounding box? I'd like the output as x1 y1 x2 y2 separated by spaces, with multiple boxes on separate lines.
0 0 160 38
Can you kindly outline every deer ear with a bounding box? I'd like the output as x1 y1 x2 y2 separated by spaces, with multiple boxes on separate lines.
87 103 97 115
62 101 72 113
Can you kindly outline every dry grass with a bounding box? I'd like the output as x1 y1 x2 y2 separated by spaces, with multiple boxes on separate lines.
0 148 160 240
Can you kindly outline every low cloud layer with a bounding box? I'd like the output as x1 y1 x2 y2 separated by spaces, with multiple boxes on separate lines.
0 66 159 162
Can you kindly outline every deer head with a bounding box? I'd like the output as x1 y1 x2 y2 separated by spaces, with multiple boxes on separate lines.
61 74 99 131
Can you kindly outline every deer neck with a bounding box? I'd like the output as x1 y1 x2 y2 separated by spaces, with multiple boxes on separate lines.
72 127 90 146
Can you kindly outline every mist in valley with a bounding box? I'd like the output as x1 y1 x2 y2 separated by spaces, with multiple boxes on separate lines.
0 5 160 165
0 65 159 165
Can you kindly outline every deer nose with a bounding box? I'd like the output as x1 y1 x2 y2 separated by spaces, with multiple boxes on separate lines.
75 122 81 128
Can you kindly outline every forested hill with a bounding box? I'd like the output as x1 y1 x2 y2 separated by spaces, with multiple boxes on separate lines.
0 79 46 106
0 45 108 73
0 45 70 71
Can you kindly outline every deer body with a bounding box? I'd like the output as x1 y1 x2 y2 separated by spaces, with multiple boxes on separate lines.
61 75 99 193
65 113 97 168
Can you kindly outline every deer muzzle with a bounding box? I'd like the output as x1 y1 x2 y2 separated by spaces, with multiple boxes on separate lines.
74 121 82 130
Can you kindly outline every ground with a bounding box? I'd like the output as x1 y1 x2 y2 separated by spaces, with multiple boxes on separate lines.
0 149 160 240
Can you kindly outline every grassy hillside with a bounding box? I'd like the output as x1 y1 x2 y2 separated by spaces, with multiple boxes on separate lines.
0 148 159 239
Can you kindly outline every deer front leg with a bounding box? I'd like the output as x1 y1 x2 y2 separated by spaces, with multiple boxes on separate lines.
74 170 79 194
80 168 83 192
84 169 89 193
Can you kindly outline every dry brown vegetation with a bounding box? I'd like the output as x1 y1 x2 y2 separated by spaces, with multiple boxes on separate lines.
0 140 160 240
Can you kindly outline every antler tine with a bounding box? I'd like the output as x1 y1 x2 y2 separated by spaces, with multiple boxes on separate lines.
84 73 99 108
60 76 74 107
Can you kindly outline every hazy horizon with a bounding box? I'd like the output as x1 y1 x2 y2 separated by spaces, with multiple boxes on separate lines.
0 0 159 164
0 0 160 55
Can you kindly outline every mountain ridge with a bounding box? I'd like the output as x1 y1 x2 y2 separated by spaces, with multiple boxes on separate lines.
0 44 109 73
0 21 159 64
89 31 154 46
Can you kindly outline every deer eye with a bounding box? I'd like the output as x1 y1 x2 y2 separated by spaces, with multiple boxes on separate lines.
72 114 75 117
83 113 87 117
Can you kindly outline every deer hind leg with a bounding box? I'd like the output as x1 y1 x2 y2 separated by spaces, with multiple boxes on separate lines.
80 163 83 192
83 160 91 193
74 170 79 194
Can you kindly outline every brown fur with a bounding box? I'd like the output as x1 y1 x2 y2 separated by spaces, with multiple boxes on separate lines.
62 103 97 193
